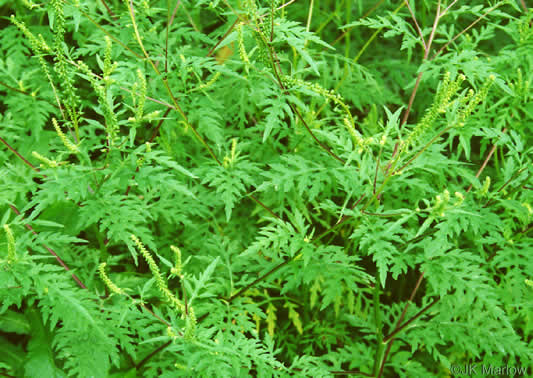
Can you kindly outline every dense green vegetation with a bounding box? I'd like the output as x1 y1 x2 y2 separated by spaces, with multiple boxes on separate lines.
0 0 532 376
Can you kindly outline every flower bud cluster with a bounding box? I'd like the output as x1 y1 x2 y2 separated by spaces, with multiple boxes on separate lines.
98 263 125 295
509 68 530 103
223 138 239 168
52 118 79 153
343 118 373 153
32 151 59 168
238 23 251 69
170 245 184 279
456 74 495 126
406 72 465 148
78 60 118 144
431 189 465 217
131 235 185 313
3 224 17 264
480 176 491 196
131 69 146 121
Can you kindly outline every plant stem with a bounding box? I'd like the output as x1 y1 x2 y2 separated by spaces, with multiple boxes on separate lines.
372 278 384 376
344 0 352 71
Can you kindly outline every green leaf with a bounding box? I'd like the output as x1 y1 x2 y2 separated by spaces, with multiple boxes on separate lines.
24 310 66 378
0 310 30 334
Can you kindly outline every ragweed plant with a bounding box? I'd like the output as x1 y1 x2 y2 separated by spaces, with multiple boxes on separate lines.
0 1 531 377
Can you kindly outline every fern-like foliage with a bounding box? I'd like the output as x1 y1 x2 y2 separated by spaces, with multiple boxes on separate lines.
0 0 531 377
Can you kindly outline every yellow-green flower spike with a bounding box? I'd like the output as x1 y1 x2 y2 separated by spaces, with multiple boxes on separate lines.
481 176 491 195
170 245 183 278
52 118 79 153
184 306 196 339
131 235 185 313
454 191 464 206
98 263 125 295
103 36 115 79
238 23 250 67
32 151 59 168
3 224 16 264
135 69 147 121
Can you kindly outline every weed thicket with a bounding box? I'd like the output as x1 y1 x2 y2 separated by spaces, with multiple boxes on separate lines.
0 0 531 376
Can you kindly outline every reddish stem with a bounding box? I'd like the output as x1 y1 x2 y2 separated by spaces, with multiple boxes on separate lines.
8 204 87 290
